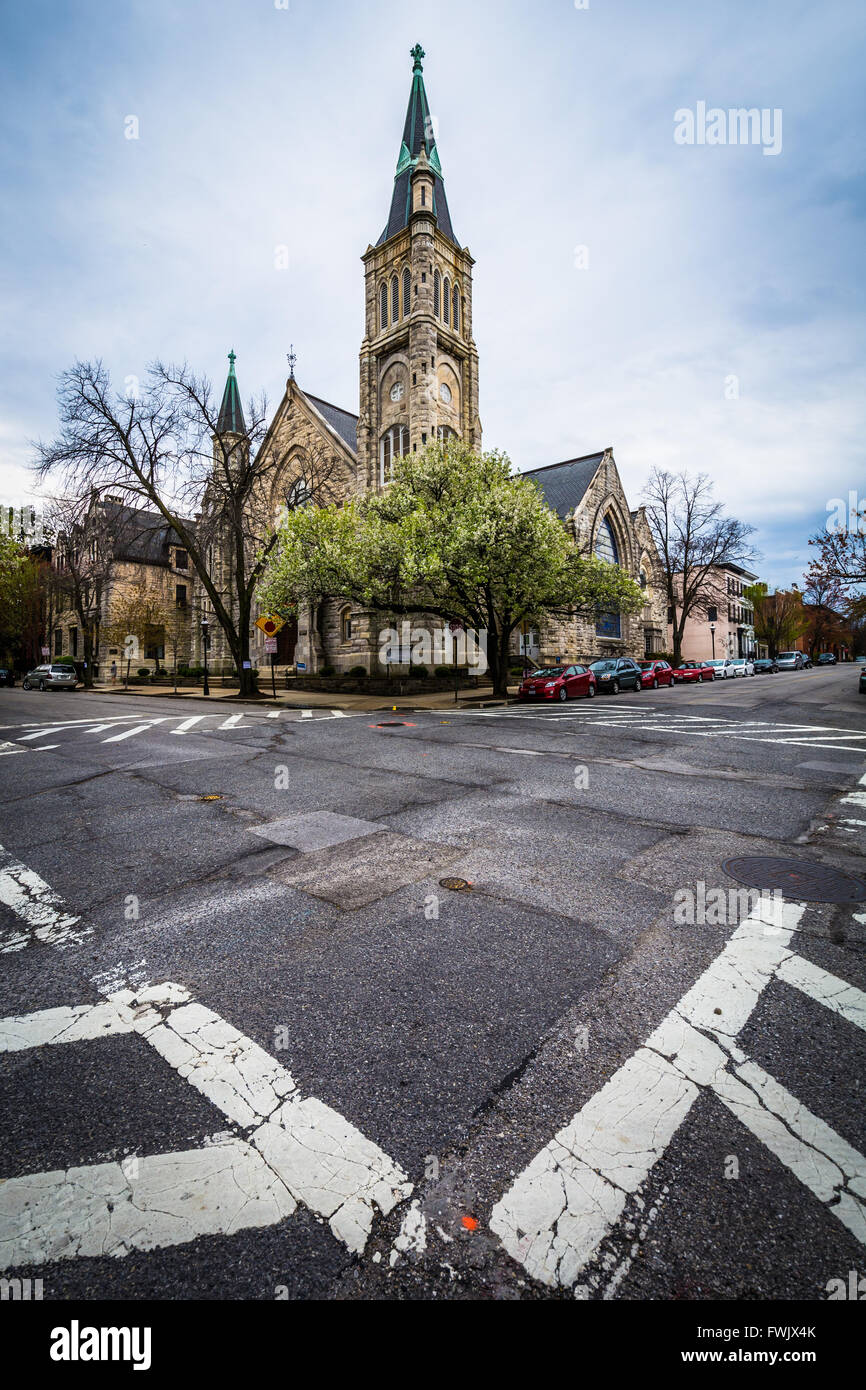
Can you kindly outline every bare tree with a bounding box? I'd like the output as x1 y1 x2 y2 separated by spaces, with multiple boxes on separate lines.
35 360 346 697
744 582 807 658
642 468 757 665
44 495 117 687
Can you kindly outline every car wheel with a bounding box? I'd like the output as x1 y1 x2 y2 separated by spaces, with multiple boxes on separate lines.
611 680 620 694
22 680 30 690
558 686 568 702
632 677 640 691
697 674 703 683
652 678 658 689
38 680 46 691
587 683 596 698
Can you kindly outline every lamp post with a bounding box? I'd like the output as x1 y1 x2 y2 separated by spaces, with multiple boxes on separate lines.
201 617 210 697
710 622 716 660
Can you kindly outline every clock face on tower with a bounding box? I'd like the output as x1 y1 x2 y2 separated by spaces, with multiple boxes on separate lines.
390 382 404 402
439 382 452 404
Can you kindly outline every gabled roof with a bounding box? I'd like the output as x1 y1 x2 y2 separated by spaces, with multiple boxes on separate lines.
216 350 247 435
520 453 606 519
97 500 193 566
377 45 457 247
303 392 359 454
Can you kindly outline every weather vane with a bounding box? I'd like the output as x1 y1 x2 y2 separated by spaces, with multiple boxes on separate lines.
287 345 297 380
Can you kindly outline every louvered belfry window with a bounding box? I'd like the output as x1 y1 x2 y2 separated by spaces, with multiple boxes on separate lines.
391 276 399 322
380 283 388 330
402 267 411 317
453 286 460 333
433 270 440 317
443 277 450 325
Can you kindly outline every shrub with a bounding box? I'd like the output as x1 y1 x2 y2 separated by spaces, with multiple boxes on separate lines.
412 665 429 679
137 667 151 678
320 664 336 677
435 665 469 678
347 665 368 677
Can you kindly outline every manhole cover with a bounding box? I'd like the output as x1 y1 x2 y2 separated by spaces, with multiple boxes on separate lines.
722 856 866 903
198 794 224 802
439 877 472 892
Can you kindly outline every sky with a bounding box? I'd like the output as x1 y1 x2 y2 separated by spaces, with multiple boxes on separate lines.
1 0 864 588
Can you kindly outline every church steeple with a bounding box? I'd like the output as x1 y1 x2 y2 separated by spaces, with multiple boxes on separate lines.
216 349 247 435
378 43 456 246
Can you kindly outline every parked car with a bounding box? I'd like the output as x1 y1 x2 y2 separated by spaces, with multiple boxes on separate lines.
672 660 715 684
776 651 806 671
706 658 736 679
0 667 15 686
817 653 837 665
637 659 674 689
729 658 755 678
517 664 596 701
22 663 78 691
589 657 643 693
856 656 866 664
752 658 778 674
802 653 813 668
860 667 866 694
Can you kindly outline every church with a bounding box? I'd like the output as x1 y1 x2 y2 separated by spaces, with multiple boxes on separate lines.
52 46 666 679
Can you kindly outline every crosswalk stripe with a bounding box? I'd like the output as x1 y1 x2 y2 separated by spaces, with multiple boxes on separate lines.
331 710 348 718
776 955 866 1032
17 728 62 741
102 719 168 743
0 1002 133 1051
266 710 280 718
300 709 313 719
172 716 206 735
219 714 245 729
0 847 91 954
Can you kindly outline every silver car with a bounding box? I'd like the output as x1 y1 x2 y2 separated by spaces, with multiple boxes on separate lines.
776 651 805 671
22 663 78 691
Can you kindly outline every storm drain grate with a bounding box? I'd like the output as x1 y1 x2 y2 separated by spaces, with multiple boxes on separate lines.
376 721 406 727
440 877 472 892
722 855 866 903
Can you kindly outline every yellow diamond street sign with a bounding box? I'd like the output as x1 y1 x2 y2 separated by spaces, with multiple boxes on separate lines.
255 614 286 637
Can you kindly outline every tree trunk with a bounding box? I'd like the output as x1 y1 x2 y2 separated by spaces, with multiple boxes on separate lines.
82 628 95 688
488 628 512 698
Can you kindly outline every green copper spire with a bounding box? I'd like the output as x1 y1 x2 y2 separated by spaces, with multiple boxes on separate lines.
377 45 457 246
216 349 247 435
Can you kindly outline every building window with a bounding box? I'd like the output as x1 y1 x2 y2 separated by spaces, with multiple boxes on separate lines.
707 605 718 623
595 611 622 639
436 425 458 441
341 607 353 642
443 276 450 325
379 283 388 331
379 425 409 486
391 276 399 323
175 548 188 570
54 628 62 656
70 626 78 657
402 267 411 317
594 515 620 566
453 286 460 332
433 269 440 317
421 184 426 206
176 584 187 609
639 568 648 589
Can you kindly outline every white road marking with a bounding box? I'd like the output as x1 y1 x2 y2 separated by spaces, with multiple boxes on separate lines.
330 710 348 718
34 745 60 751
300 709 313 719
218 714 245 729
17 728 63 741
101 719 168 743
266 710 280 718
0 741 26 757
171 716 206 735
0 847 92 953
0 977 412 1263
491 901 866 1288
776 955 866 1032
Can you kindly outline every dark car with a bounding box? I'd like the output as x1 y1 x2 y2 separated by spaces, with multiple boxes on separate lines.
817 653 837 665
518 664 596 702
753 658 778 674
860 667 866 695
671 660 715 684
589 657 643 694
0 668 15 686
637 659 674 689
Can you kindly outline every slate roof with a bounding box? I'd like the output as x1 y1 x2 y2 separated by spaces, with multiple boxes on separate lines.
520 453 606 519
377 49 457 247
98 501 191 567
303 392 359 454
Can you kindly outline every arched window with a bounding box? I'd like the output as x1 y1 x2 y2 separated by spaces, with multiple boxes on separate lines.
452 285 460 333
379 283 388 331
340 606 353 642
402 267 411 318
594 516 620 566
436 425 458 442
443 276 450 326
379 425 410 486
433 269 440 317
391 276 399 323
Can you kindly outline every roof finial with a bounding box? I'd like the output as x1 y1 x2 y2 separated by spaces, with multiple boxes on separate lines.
228 348 236 372
410 43 424 72
287 345 297 380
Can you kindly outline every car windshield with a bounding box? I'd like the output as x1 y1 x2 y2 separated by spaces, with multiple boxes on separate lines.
637 662 654 670
778 653 796 659
707 660 725 666
50 666 73 673
529 668 563 679
590 661 617 672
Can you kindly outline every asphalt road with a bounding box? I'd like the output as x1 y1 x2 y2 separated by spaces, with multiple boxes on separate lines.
1 664 865 1301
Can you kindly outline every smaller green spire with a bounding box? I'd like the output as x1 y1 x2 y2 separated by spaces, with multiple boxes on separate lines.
410 42 424 72
216 349 246 435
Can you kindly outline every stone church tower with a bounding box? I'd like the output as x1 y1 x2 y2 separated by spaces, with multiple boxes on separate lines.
357 44 481 491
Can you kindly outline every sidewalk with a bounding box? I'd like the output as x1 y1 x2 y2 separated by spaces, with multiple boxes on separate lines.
88 680 513 711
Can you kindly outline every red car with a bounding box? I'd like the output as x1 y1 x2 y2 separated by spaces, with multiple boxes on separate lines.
671 660 715 684
637 659 674 689
518 664 596 701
